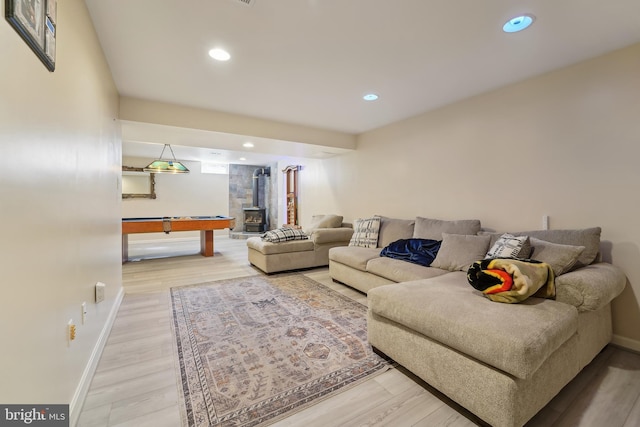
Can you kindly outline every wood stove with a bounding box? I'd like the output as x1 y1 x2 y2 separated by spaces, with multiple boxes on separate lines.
243 207 267 232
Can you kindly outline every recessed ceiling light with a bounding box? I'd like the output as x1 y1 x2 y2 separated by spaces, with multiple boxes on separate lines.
209 48 231 61
503 14 535 33
239 157 246 161
243 142 254 148
363 93 379 101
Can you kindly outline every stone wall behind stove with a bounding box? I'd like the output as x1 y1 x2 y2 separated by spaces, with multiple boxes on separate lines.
228 163 278 234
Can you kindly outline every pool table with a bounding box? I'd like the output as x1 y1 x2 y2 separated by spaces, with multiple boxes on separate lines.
122 216 235 262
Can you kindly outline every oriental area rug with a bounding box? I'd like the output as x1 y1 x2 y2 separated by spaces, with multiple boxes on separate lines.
170 273 392 427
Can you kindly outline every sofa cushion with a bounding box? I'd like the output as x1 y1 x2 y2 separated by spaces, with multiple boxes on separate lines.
305 214 344 232
329 246 380 271
376 216 415 248
507 228 601 269
413 217 481 240
309 227 353 244
349 216 381 248
431 233 491 271
261 227 309 243
247 236 314 255
366 257 449 282
529 238 585 276
485 233 531 259
367 272 578 379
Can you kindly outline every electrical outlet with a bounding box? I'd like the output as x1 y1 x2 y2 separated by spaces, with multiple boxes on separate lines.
81 302 87 324
68 320 76 343
542 215 549 230
95 282 105 303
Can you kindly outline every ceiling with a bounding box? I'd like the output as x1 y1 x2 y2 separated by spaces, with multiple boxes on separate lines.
85 0 640 164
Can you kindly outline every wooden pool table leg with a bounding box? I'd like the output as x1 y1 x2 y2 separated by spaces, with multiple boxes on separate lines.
201 230 214 256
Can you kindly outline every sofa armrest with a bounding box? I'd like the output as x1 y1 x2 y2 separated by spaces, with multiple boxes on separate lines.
310 227 354 244
555 262 626 311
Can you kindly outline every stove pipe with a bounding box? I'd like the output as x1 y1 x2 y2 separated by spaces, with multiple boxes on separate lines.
252 167 271 207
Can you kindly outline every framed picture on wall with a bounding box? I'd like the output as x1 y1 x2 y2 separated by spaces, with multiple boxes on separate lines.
5 0 56 71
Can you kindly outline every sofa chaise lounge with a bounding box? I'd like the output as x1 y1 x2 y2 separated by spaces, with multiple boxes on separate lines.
328 215 626 427
247 214 353 273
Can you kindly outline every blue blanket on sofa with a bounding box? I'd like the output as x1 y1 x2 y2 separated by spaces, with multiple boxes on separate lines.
380 238 441 267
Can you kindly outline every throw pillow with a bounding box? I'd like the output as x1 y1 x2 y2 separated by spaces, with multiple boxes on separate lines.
349 216 381 248
305 214 343 232
261 227 309 243
413 217 481 240
485 233 531 259
431 233 491 271
529 237 585 276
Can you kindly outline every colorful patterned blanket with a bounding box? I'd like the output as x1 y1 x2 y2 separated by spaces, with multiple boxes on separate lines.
467 258 556 303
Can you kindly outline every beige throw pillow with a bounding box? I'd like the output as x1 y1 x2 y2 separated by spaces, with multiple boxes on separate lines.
529 238 585 276
305 214 343 232
431 233 491 271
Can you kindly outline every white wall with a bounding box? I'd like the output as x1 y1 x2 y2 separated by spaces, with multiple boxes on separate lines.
322 43 640 349
299 159 345 225
274 158 343 228
122 156 230 241
0 0 122 422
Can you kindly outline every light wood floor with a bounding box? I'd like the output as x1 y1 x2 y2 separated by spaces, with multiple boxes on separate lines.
77 236 640 427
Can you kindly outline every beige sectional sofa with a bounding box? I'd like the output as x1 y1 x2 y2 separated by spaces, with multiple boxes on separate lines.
247 214 353 273
328 216 627 427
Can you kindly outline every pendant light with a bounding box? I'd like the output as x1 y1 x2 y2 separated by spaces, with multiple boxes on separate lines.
143 144 190 174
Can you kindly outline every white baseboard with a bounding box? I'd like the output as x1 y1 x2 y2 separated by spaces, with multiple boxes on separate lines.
612 334 640 353
69 287 125 427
